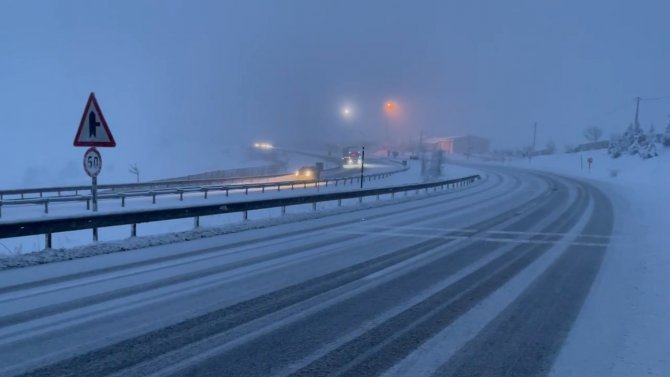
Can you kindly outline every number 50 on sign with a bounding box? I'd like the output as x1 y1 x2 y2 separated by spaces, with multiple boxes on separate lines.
83 147 102 178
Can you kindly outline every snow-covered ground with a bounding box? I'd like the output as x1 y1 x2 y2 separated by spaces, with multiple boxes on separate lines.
489 149 670 377
0 160 479 259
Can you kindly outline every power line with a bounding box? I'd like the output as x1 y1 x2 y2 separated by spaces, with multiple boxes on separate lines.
640 95 670 102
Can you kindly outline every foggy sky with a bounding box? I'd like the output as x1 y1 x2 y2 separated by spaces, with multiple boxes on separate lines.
2 0 670 187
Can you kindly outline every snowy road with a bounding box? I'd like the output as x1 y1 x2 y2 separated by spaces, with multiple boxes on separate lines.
0 165 614 377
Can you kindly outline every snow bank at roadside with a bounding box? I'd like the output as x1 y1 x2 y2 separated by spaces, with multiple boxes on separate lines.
493 149 670 377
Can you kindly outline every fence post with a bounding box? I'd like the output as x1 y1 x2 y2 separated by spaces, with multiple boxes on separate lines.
277 184 281 192
312 202 317 211
262 186 265 193
179 191 184 201
243 210 248 221
45 233 52 249
86 198 90 210
131 223 137 237
245 187 249 195
281 206 286 215
226 189 229 197
121 195 126 207
204 189 208 199
152 193 156 204
44 200 48 214
93 227 98 242
194 216 200 228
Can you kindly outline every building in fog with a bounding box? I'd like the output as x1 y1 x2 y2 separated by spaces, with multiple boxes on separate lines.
424 135 490 155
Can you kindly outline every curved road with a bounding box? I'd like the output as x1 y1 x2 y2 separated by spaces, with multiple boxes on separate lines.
0 165 614 377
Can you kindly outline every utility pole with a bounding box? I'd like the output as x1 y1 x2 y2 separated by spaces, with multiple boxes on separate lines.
634 96 641 127
360 146 365 189
530 122 537 162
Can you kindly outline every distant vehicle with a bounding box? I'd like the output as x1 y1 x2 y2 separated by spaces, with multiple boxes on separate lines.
342 147 362 165
295 165 318 179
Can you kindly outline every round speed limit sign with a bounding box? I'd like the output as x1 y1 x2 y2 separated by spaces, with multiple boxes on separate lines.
83 147 102 177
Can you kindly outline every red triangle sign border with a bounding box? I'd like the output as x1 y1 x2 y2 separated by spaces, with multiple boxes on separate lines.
73 92 116 147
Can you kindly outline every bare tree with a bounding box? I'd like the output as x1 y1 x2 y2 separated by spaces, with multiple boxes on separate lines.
129 163 140 183
583 126 603 142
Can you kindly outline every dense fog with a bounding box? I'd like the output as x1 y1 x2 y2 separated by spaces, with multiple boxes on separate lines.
2 0 669 187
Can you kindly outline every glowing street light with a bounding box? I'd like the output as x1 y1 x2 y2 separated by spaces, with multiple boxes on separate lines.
341 105 354 119
384 100 397 114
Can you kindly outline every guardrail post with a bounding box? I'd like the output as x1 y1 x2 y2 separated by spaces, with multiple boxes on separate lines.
392 192 395 199
40 192 44 198
262 186 265 193
338 199 342 207
121 195 126 207
57 190 61 197
277 184 281 192
86 198 90 210
376 194 380 201
245 187 249 195
325 180 328 187
131 223 137 237
75 189 78 195
358 196 363 204
0 202 2 218
281 206 286 215
335 179 338 187
194 216 200 228
312 202 317 211
179 191 184 201
152 193 156 204
226 189 229 197
93 227 98 242
45 233 52 249
243 210 248 221
204 189 208 199
303 182 307 189
291 184 295 190
44 200 49 214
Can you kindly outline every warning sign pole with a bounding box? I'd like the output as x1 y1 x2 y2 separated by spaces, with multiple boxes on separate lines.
74 93 114 218
92 176 98 212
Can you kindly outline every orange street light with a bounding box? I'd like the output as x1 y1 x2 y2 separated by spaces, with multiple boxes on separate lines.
384 101 398 117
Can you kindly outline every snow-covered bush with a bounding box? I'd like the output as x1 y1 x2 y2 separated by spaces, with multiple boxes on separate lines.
609 123 659 159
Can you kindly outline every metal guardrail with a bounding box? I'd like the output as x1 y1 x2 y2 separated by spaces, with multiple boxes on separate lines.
0 170 404 218
0 175 480 249
0 171 295 200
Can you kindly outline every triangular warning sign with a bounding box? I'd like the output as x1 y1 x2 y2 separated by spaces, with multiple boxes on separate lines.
73 92 116 147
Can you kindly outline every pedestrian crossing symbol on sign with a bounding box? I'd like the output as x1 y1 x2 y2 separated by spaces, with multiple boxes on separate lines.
73 92 116 147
